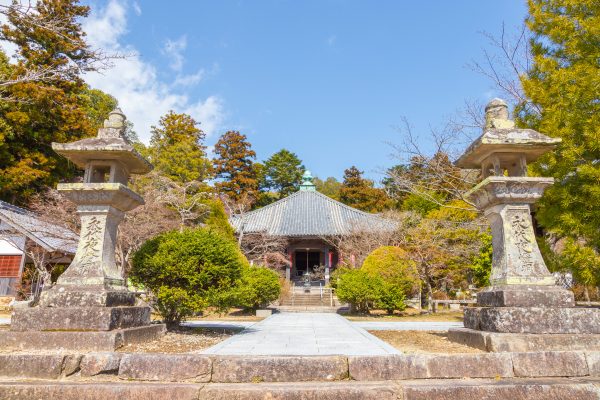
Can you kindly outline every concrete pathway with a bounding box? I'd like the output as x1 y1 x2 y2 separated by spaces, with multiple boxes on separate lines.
0 317 462 333
202 313 400 356
184 319 461 332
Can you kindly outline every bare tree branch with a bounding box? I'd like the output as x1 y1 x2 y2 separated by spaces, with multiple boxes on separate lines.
0 1 129 98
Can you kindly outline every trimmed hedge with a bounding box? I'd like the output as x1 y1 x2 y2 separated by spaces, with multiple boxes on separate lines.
235 266 281 310
361 246 420 297
335 268 405 314
131 228 247 328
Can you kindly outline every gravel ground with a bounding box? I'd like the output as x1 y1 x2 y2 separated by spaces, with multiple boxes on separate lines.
369 330 483 354
117 327 237 353
345 310 464 322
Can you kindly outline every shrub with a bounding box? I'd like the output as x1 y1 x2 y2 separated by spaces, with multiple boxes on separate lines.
203 198 235 239
361 246 420 296
376 281 406 314
335 269 383 313
130 228 247 328
236 266 281 310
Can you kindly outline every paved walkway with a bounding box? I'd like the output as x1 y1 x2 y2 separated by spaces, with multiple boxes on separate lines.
1 316 462 332
202 313 400 356
185 319 460 332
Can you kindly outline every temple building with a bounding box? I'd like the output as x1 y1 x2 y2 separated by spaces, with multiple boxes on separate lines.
0 200 78 297
230 171 396 283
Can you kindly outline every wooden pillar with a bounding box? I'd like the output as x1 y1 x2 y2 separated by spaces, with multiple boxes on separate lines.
324 247 330 284
286 250 292 281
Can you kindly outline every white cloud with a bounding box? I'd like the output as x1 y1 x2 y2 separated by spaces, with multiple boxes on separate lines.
82 0 225 143
163 35 187 72
132 1 142 16
327 35 337 46
173 69 205 87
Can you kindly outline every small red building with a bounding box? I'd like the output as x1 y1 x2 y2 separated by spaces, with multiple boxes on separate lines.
0 201 78 297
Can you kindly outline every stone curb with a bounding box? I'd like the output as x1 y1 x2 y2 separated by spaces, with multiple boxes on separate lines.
348 353 513 380
0 351 599 382
0 379 599 400
118 354 212 382
211 355 349 382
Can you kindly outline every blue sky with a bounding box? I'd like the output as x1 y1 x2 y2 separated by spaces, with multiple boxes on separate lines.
83 1 528 182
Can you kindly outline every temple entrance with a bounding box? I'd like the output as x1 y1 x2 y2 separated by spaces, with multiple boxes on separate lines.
294 250 321 277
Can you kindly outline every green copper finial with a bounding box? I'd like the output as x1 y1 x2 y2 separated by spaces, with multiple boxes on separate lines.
299 170 316 191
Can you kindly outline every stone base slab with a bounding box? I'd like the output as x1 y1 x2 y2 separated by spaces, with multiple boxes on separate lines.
448 327 600 352
10 306 151 331
39 287 136 307
464 306 600 333
0 350 598 382
0 379 599 400
477 285 575 307
0 324 165 351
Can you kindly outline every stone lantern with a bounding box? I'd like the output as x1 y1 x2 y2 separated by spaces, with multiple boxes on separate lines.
42 108 150 300
5 109 165 351
448 99 600 352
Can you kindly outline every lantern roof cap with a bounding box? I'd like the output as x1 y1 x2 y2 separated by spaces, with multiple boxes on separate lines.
51 108 152 174
455 99 561 169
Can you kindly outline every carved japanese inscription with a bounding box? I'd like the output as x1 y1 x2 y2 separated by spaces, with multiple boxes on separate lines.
78 216 103 274
510 212 535 276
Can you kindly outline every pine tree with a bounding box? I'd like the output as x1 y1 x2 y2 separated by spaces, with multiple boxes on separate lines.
518 0 600 250
213 131 258 204
262 149 305 199
149 111 211 184
339 166 390 212
147 111 214 228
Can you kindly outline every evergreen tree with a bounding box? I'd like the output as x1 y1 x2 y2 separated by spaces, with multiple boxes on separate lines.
213 131 258 204
262 149 305 199
147 111 213 228
0 0 113 203
518 0 600 251
149 111 211 184
313 176 342 200
339 166 390 212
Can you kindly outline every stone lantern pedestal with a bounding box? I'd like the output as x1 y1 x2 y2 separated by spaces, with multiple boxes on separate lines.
1 109 165 351
448 99 600 352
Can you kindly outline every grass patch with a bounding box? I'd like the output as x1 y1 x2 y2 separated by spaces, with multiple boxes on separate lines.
345 308 463 322
118 326 237 353
370 330 482 354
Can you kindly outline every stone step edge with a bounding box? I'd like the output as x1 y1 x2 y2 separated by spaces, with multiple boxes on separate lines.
1 351 600 382
0 378 599 400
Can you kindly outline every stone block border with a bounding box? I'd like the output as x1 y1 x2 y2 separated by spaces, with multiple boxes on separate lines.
0 379 599 400
0 351 599 383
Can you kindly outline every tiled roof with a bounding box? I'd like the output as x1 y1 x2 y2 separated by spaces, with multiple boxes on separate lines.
230 190 397 237
0 200 78 254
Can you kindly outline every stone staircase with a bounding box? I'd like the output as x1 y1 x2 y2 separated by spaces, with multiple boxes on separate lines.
277 283 347 312
279 292 333 307
0 296 12 313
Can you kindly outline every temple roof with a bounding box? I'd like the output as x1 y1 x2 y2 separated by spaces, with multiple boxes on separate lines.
0 200 78 254
230 190 397 237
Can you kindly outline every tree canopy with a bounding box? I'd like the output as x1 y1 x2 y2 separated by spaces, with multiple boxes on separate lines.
262 149 305 199
0 0 117 203
149 111 211 184
213 130 258 204
339 166 390 212
519 0 600 253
